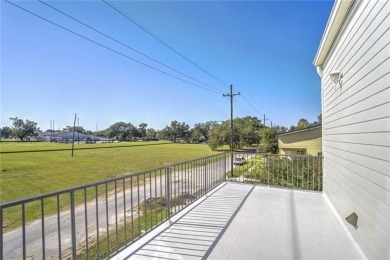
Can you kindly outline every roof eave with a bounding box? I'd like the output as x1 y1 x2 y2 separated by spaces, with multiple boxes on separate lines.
313 0 355 69
277 125 322 137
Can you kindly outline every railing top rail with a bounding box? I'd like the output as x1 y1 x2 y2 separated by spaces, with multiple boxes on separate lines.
0 153 225 208
232 152 323 159
1 152 323 208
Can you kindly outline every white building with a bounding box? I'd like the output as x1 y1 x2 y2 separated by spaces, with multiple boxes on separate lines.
314 0 389 259
37 130 106 142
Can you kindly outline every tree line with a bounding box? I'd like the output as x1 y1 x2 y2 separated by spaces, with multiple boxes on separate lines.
0 115 321 153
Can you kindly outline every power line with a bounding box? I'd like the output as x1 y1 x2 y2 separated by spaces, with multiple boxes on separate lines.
240 94 263 117
38 0 225 95
232 87 262 116
5 0 223 95
103 0 229 88
236 93 274 127
233 86 274 126
234 102 274 127
233 103 245 116
234 101 253 116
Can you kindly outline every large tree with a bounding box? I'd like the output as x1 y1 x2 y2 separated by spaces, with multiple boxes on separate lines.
0 126 12 139
257 128 278 154
145 128 157 140
296 118 309 130
289 114 321 131
161 121 190 141
138 123 148 140
207 116 264 150
310 114 322 127
234 116 263 148
191 121 219 142
158 127 171 140
106 122 137 141
94 129 108 138
9 117 39 141
207 122 230 150
273 125 288 134
63 125 87 133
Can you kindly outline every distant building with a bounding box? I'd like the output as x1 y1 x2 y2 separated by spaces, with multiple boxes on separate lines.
37 131 107 143
277 126 322 156
36 130 62 142
314 0 389 258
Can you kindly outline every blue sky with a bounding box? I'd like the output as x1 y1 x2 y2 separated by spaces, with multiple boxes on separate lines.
1 0 333 131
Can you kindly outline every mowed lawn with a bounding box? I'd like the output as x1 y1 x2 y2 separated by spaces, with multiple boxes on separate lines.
0 141 218 203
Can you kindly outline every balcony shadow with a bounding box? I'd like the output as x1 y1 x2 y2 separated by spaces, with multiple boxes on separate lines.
124 183 255 259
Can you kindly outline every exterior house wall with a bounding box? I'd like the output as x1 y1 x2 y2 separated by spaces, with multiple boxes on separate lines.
278 127 322 156
315 1 390 259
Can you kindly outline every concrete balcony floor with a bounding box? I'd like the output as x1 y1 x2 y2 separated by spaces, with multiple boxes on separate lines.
112 182 365 260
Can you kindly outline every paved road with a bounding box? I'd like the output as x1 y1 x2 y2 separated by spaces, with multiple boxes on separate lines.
3 156 234 259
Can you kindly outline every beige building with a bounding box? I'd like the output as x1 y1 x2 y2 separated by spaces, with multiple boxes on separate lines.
278 126 322 156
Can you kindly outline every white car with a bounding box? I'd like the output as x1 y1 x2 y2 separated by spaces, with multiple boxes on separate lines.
233 157 246 165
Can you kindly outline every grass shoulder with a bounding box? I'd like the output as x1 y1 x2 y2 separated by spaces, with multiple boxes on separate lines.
0 142 217 203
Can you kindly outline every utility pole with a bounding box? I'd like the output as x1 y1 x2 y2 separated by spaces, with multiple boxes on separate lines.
223 84 240 177
263 114 270 128
77 117 80 144
71 113 77 157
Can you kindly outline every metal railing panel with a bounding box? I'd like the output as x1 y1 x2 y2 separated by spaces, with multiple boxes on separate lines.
0 153 226 259
227 152 323 191
0 152 321 259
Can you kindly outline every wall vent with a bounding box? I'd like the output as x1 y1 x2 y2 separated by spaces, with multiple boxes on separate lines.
345 212 358 230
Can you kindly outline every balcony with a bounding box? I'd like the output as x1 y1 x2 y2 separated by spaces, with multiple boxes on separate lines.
115 182 364 259
0 153 364 259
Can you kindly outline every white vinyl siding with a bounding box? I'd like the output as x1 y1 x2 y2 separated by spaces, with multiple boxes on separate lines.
320 0 390 259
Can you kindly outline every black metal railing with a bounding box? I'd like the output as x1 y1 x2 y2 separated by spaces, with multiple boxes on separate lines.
0 153 227 259
0 152 323 259
228 153 323 191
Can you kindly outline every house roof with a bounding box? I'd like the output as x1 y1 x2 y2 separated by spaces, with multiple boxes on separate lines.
38 130 66 136
277 125 322 137
38 131 106 140
313 0 355 71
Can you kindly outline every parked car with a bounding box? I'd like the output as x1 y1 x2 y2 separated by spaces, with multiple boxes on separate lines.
233 157 246 165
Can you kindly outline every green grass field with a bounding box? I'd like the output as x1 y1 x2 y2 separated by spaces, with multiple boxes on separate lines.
0 141 218 203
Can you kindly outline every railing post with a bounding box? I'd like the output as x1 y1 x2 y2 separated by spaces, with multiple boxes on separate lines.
306 156 309 189
41 199 45 260
204 158 207 194
70 191 77 259
165 167 171 220
22 204 26 260
312 156 315 191
224 153 227 181
320 157 323 191
0 206 3 260
267 154 270 187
